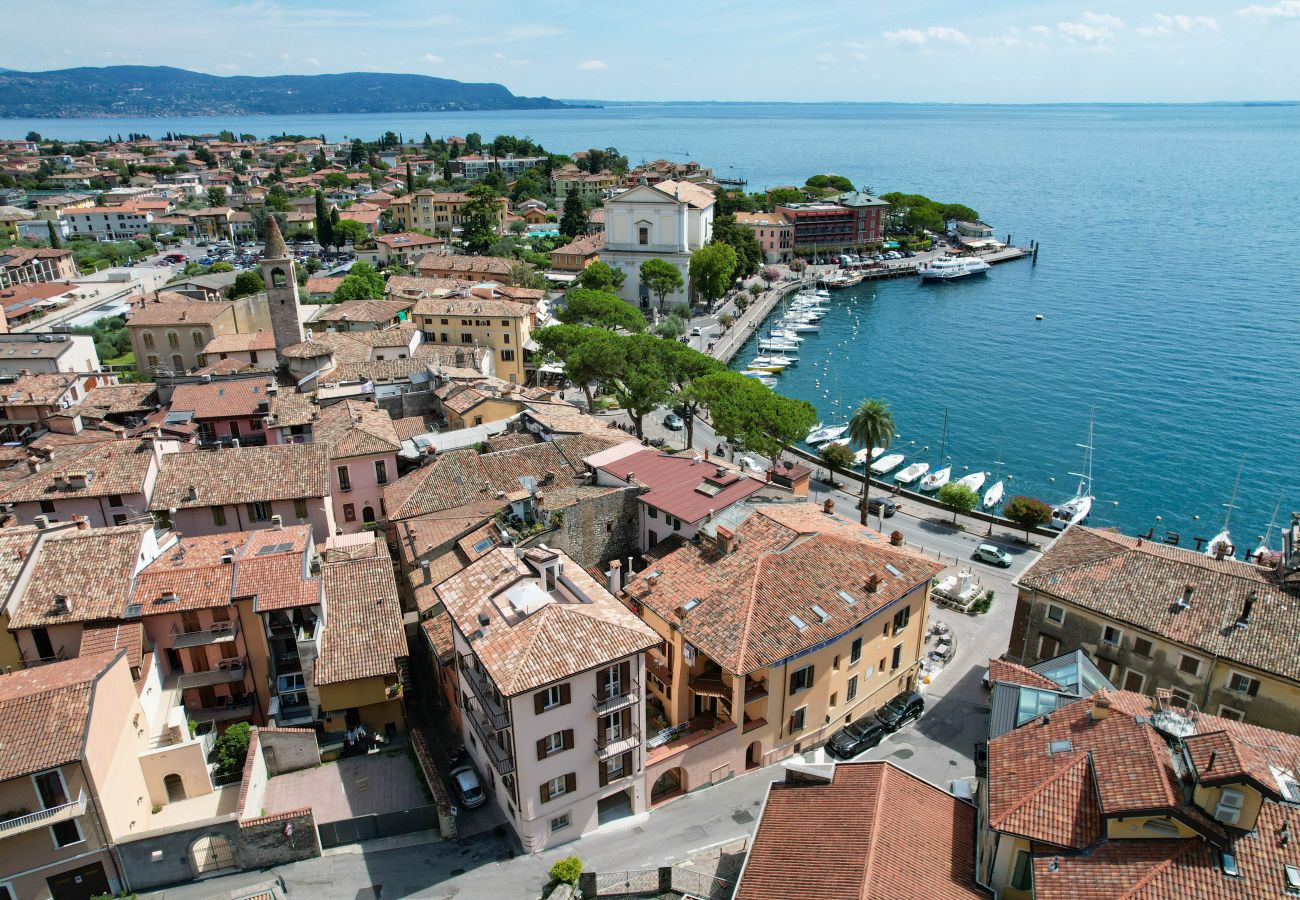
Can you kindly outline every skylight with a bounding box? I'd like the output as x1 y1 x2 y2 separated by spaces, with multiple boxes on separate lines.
1048 739 1073 754
471 538 494 554
682 598 701 612
810 604 831 624
1220 851 1240 878
789 614 809 632
884 563 904 578
1285 864 1300 891
837 590 857 606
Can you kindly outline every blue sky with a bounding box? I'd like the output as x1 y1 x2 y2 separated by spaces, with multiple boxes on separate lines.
10 0 1299 102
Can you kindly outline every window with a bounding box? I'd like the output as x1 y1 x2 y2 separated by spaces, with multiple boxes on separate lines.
108 494 123 508
892 605 911 634
1179 654 1203 677
1133 637 1154 658
647 507 658 519
192 331 205 349
850 636 863 665
167 331 179 349
1101 625 1122 646
462 333 473 344
172 354 183 370
890 643 903 671
1010 850 1032 891
537 730 571 759
789 664 814 695
789 706 807 733
247 501 270 522
374 460 388 486
540 773 574 803
1123 670 1146 693
51 817 82 848
39 499 56 514
211 506 227 527
638 226 649 246
292 498 308 520
846 675 858 702
1037 633 1061 659
1227 671 1260 696
142 332 155 350
500 349 515 362
147 354 159 368
1168 687 1192 708
1218 705 1246 721
605 753 625 780
343 503 356 522
337 465 352 491
113 514 127 526
828 692 837 708
535 683 570 712
1096 659 1119 681
549 813 571 832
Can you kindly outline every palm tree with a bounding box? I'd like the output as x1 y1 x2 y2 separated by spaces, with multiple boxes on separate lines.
847 398 896 526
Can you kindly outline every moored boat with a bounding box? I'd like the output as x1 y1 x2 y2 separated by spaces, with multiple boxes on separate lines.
982 480 1005 510
919 465 952 492
871 453 905 474
955 471 987 492
894 462 930 485
806 423 848 445
918 255 991 281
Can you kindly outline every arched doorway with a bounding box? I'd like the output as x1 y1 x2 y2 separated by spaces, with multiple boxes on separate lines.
190 834 236 877
164 773 186 802
651 766 687 805
362 505 376 525
746 741 763 770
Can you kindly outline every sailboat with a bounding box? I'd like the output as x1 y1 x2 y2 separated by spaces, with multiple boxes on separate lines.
1252 498 1284 563
1049 410 1096 530
983 454 1005 510
919 409 951 491
1206 458 1244 559
955 471 987 492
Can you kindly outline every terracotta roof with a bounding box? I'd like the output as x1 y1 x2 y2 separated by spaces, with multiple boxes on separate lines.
76 383 158 416
385 275 467 299
396 511 493 615
415 254 516 276
736 762 988 900
193 357 253 376
0 526 43 601
304 276 346 295
343 326 418 348
987 658 1066 692
410 292 529 319
391 414 439 441
203 332 277 354
0 372 79 406
328 357 432 385
262 213 289 259
551 232 603 256
1018 526 1300 682
265 390 317 429
6 524 152 628
281 332 369 363
315 537 406 685
627 503 943 674
79 620 143 670
309 298 413 324
436 546 658 695
126 294 233 326
149 443 330 510
0 439 155 503
598 448 763 524
312 399 400 458
0 652 121 781
170 378 273 420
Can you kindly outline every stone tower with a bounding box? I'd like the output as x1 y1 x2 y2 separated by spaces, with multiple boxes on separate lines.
260 215 304 354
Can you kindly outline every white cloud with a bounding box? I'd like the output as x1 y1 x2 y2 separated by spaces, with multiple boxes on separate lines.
816 52 836 64
1235 0 1300 17
1083 11 1125 29
845 41 870 61
1029 24 1052 36
1058 20 1116 42
883 26 969 48
493 52 506 60
1137 13 1219 36
422 53 444 63
303 57 320 67
578 59 607 70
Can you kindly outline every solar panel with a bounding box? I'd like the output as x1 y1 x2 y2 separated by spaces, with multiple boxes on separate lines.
256 542 294 556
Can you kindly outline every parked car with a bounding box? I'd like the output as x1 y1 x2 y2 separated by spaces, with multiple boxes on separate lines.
874 690 925 732
690 326 702 336
866 497 898 518
663 412 684 431
973 543 1013 568
739 456 765 474
450 765 486 809
825 714 889 759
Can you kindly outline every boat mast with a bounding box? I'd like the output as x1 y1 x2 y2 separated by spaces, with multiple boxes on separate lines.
1067 406 1095 499
1221 456 1245 532
938 408 948 462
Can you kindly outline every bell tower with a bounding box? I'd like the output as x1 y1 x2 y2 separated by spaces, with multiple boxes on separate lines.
260 215 304 353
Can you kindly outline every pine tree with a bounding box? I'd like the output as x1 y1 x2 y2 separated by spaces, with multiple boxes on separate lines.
47 220 61 249
560 189 588 239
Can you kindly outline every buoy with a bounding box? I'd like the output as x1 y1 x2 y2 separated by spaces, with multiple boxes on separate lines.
1035 314 1044 321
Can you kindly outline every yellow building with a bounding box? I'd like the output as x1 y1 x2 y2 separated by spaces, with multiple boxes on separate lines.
388 190 506 235
411 284 536 384
618 502 942 803
549 165 619 203
125 291 271 374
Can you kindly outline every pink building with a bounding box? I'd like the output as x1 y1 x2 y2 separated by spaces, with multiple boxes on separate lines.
169 376 276 446
733 211 793 264
147 443 335 541
0 438 168 527
311 400 401 532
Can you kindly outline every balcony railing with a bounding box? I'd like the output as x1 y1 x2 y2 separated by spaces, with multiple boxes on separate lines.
459 654 511 731
177 657 246 689
744 678 768 705
170 619 238 649
594 727 641 760
593 678 640 716
465 707 515 775
0 790 87 841
184 697 253 723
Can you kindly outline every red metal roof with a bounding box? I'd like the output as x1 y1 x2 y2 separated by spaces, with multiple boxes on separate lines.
598 448 762 523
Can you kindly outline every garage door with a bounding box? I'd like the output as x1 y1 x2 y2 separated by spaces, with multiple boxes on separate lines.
191 833 237 875
46 861 110 900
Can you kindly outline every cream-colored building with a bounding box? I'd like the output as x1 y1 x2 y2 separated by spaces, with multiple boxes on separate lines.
125 291 271 375
410 283 536 384
387 190 506 235
600 180 715 312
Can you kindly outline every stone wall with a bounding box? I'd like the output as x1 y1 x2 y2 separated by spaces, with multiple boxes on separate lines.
258 726 320 776
545 486 640 569
237 809 320 870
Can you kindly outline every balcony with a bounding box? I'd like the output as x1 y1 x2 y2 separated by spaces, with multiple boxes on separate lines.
176 657 246 690
465 707 515 775
595 727 641 761
170 619 238 649
459 654 511 731
688 672 731 702
593 678 640 716
743 715 767 734
184 697 253 723
744 678 768 705
0 790 87 841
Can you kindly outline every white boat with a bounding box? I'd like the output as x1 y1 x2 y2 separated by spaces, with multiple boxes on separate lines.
806 423 848 445
982 480 1005 510
814 289 831 299
1205 458 1244 559
919 466 951 492
1048 411 1096 530
787 320 819 333
918 255 991 281
853 446 886 465
758 338 800 352
895 462 930 485
955 471 987 493
741 370 776 386
748 355 789 372
871 453 905 474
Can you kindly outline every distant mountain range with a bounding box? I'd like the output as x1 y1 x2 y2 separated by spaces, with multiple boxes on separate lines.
0 66 573 118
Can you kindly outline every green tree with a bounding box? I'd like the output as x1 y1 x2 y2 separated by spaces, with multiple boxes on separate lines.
213 722 251 779
938 482 980 523
508 261 545 289
328 208 341 247
25 131 41 143
312 148 328 171
710 215 762 279
805 174 853 194
206 187 226 207
331 218 368 247
656 340 723 449
688 372 815 459
557 288 645 332
208 261 234 273
332 260 385 301
819 441 857 488
688 242 737 309
46 220 61 249
229 271 264 298
531 325 623 412
639 258 683 314
766 186 805 208
559 188 588 238
459 184 501 253
549 857 582 886
847 398 896 525
314 190 333 248
1003 495 1052 541
465 132 482 151
653 313 686 340
609 334 672 438
265 184 292 212
574 261 625 294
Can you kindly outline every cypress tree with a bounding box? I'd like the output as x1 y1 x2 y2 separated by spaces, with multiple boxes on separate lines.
47 220 61 249
315 190 333 249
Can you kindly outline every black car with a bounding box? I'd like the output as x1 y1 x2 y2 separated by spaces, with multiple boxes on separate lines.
825 715 889 759
866 497 898 518
874 690 925 731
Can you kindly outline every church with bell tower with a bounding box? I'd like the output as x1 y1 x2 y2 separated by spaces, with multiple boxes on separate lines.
260 214 305 354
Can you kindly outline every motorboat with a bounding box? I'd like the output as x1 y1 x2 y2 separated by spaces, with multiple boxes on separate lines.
806 423 848 445
741 370 776 387
758 338 800 352
918 255 991 281
894 462 930 485
919 465 952 492
1048 410 1096 530
871 453 905 474
982 480 1005 510
786 319 820 333
854 446 886 465
748 355 789 372
955 471 987 492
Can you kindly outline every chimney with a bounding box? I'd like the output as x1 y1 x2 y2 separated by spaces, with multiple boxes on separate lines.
74 515 90 531
34 514 49 529
866 574 881 593
1236 591 1255 627
1090 695 1111 721
716 525 738 555
715 466 726 478
1207 749 1218 771
26 459 40 475
231 438 240 449
186 485 198 502
421 559 431 585
607 559 622 595
625 471 634 483
271 514 283 529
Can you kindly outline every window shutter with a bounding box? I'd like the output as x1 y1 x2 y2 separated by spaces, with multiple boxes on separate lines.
540 782 551 804
789 672 797 695
599 761 609 788
534 691 546 715
563 729 574 751
1248 678 1260 697
621 751 633 776
559 683 571 706
565 772 576 794
807 664 815 685
536 738 547 761
596 670 607 703
621 707 633 734
788 713 797 734
619 660 631 690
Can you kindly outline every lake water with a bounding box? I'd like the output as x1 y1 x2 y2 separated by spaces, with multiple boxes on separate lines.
7 103 1300 546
